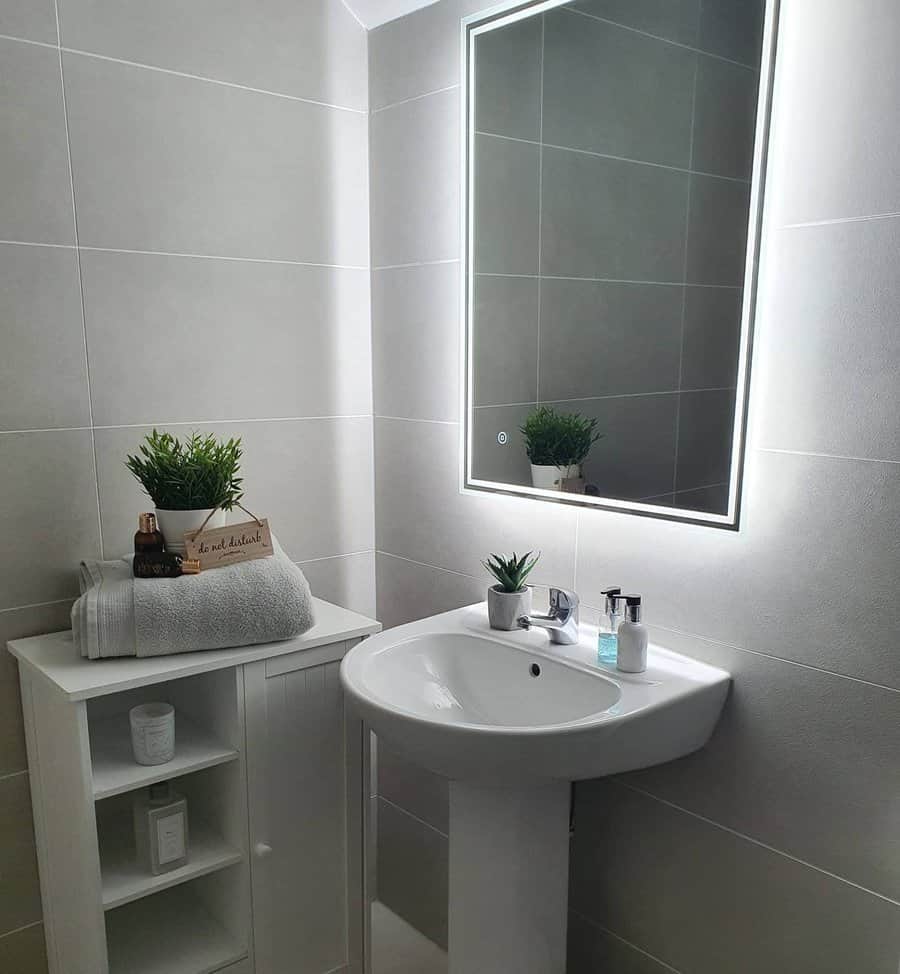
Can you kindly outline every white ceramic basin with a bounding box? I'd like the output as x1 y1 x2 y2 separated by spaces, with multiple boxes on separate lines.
341 603 730 784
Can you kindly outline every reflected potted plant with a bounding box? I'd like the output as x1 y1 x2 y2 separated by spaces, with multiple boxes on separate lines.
520 406 601 492
483 551 540 631
125 430 244 553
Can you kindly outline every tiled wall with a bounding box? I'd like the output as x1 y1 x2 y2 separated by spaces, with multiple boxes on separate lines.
471 1 761 511
369 0 900 969
0 1 371 968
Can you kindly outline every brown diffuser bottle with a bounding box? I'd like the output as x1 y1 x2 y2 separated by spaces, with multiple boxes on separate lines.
135 513 165 554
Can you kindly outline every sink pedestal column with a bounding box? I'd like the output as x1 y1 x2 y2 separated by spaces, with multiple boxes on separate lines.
448 780 570 974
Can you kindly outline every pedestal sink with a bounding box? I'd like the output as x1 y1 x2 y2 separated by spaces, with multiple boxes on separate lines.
340 604 730 974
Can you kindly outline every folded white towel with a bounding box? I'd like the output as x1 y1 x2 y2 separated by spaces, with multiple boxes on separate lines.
72 536 314 659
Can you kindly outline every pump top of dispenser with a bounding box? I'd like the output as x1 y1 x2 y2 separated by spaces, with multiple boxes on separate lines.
601 586 624 613
624 595 642 623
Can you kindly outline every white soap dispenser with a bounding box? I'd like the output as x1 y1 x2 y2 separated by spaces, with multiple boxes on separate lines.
616 595 648 673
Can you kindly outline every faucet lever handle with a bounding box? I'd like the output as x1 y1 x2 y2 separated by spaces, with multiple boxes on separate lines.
549 587 579 614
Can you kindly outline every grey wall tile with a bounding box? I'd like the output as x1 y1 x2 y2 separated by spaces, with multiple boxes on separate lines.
0 0 56 43
0 431 100 609
471 403 534 487
474 15 542 142
680 285 742 390
373 263 460 422
473 276 539 407
575 448 900 689
545 395 677 501
675 388 734 491
0 773 42 935
692 55 759 180
567 911 672 974
571 781 900 974
686 174 750 286
297 551 376 619
0 244 90 431
0 40 74 245
0 922 47 974
768 0 900 226
375 417 577 585
370 88 459 267
542 10 695 168
57 0 368 110
756 218 900 461
625 624 900 902
79 250 371 426
0 602 74 777
564 0 700 46
378 743 449 835
63 53 368 264
368 0 485 111
541 146 688 281
376 797 448 950
697 0 764 67
538 279 682 402
95 418 374 562
376 552 485 631
473 134 540 275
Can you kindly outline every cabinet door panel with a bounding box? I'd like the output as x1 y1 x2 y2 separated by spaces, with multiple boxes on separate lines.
246 652 358 974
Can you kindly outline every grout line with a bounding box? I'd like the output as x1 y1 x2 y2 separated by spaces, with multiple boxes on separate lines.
376 414 459 426
476 271 741 288
639 481 728 502
781 210 900 230
338 0 368 31
569 910 683 973
59 45 367 113
476 129 751 185
759 446 900 467
54 0 104 558
615 780 900 907
0 597 73 615
378 550 482 583
562 6 760 71
0 32 57 49
0 920 42 942
0 769 29 783
535 16 546 404
0 239 76 250
0 415 374 435
295 548 375 565
78 245 368 270
378 795 449 839
643 618 900 695
373 258 460 271
371 83 459 114
473 388 735 409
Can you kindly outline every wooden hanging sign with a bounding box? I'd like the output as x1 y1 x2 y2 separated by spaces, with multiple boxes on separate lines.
184 508 274 571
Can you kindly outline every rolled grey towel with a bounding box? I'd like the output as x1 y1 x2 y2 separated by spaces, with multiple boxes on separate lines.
72 536 314 659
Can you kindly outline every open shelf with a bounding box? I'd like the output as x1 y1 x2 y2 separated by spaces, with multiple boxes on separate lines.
99 819 243 910
91 713 238 799
105 884 247 974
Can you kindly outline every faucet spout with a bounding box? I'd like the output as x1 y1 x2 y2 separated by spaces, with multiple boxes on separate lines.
517 587 580 645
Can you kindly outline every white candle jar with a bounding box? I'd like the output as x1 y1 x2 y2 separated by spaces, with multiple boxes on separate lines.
129 702 175 765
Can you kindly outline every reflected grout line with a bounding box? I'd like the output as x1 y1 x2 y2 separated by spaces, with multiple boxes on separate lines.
561 7 761 71
475 129 751 184
476 272 741 288
614 780 900 907
0 769 28 783
378 795 449 839
473 388 735 408
59 46 367 113
376 415 459 426
759 446 900 467
781 210 900 230
373 258 460 271
568 910 683 974
371 83 460 114
638 481 728 502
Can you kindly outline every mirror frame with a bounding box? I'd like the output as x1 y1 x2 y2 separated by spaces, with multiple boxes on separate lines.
460 0 780 529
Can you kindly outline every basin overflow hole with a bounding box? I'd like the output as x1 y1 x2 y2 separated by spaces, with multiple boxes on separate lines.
529 663 541 678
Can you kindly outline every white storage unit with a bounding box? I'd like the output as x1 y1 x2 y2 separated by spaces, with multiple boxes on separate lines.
8 598 380 974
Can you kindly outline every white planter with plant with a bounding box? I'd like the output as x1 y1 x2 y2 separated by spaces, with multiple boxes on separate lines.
483 551 539 631
520 406 601 493
126 430 244 553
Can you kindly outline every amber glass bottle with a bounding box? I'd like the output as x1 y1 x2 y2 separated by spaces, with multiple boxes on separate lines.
134 513 165 554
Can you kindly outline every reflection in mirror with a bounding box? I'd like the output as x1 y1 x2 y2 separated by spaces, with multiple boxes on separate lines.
464 0 775 527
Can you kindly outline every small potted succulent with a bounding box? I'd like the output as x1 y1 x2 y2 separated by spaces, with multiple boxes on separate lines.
483 551 540 631
520 406 601 492
126 430 244 553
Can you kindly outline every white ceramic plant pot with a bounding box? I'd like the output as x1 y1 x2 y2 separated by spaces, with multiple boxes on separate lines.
487 585 533 632
530 464 581 491
154 508 228 554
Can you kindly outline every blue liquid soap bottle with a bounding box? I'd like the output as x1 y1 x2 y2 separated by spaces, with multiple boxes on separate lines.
597 587 624 665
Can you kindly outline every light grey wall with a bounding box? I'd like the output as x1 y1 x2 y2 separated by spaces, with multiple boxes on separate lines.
369 0 900 969
0 1 370 969
471 1 762 511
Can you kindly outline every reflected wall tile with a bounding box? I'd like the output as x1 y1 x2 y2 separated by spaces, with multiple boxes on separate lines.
680 285 742 391
675 388 735 491
471 404 534 487
686 174 751 286
473 276 539 407
474 15 542 142
692 55 759 181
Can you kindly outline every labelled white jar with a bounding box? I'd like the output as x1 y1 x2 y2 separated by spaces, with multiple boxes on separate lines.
130 702 175 766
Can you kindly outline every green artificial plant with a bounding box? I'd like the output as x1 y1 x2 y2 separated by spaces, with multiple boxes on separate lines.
519 406 601 467
482 551 540 593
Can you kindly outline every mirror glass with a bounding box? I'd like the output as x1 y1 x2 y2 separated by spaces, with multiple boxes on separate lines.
463 0 774 527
